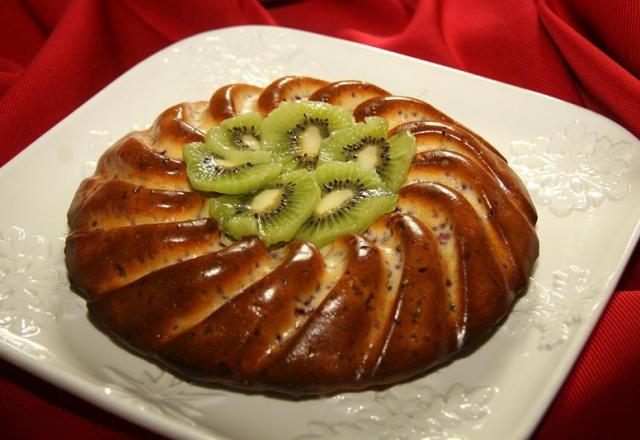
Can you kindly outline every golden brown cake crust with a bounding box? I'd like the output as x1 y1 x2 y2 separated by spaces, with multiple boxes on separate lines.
65 76 539 396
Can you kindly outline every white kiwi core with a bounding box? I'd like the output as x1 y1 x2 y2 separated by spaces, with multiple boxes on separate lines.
241 134 261 151
212 157 243 168
356 144 380 170
251 188 284 214
299 125 324 157
315 189 355 216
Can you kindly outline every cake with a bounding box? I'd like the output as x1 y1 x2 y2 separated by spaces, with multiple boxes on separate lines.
65 76 539 396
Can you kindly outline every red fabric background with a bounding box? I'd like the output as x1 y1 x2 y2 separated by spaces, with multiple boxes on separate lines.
1 0 639 438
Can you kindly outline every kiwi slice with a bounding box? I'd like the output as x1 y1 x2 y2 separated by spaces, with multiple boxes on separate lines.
320 116 417 191
262 101 353 171
295 161 397 248
184 142 281 194
209 169 320 246
207 112 265 157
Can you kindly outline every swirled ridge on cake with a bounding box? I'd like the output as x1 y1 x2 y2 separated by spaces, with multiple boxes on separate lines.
65 76 539 396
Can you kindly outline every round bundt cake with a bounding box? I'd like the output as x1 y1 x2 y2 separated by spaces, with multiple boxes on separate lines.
65 76 539 396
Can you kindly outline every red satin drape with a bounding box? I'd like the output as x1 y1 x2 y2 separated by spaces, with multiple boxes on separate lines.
1 0 639 438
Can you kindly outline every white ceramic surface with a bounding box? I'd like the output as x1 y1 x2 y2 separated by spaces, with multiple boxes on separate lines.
1 26 639 440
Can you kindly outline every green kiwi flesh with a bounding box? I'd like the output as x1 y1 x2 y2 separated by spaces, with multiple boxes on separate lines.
209 169 320 246
207 112 265 157
184 142 280 194
262 101 353 171
320 116 417 191
295 161 397 248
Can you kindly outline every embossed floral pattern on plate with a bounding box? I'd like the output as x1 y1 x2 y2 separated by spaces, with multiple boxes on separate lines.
510 121 635 216
508 265 598 349
298 383 496 440
0 227 67 338
102 366 223 426
164 28 321 90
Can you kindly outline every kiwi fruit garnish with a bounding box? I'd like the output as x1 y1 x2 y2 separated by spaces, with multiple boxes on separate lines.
261 101 353 171
295 161 397 248
209 169 320 246
184 141 281 194
207 112 265 157
186 101 411 249
320 116 417 191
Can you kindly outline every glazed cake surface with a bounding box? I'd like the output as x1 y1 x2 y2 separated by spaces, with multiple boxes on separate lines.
65 76 539 396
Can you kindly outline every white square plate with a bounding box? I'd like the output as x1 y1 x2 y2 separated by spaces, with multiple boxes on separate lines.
1 26 639 440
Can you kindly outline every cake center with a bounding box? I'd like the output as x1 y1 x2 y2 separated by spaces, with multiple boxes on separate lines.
186 101 415 248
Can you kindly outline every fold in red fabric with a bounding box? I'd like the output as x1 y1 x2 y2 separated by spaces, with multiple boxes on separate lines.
1 0 638 438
